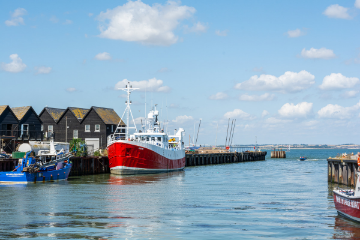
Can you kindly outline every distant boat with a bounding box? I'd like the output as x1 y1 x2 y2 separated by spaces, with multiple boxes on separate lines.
300 156 307 161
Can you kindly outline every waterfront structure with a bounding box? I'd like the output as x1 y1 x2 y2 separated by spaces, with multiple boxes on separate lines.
39 106 124 150
11 106 43 141
1 105 43 152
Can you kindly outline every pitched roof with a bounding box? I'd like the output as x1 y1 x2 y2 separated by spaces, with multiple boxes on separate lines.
41 107 66 123
11 106 31 120
0 105 8 116
91 106 124 125
69 107 89 122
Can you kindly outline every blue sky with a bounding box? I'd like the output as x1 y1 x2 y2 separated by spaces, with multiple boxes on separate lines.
1 0 360 145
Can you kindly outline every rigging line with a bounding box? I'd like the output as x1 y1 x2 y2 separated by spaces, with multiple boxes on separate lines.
228 119 234 147
225 118 230 147
230 119 236 147
195 119 201 146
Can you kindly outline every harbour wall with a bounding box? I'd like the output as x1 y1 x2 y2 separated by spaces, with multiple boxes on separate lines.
327 158 358 186
185 151 267 166
0 151 267 176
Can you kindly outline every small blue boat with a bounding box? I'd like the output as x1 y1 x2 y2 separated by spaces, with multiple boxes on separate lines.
300 156 307 161
0 152 72 184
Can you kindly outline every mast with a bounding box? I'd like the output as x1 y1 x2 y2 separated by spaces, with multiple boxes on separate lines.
115 82 139 140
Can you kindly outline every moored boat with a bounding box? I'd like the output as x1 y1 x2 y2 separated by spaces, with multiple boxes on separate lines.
0 151 72 183
333 172 360 222
107 82 186 175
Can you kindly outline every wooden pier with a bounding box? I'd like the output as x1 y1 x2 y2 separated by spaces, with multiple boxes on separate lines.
327 157 358 186
185 151 267 166
0 151 267 176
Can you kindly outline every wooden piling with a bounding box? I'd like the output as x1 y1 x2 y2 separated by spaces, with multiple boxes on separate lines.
327 158 358 186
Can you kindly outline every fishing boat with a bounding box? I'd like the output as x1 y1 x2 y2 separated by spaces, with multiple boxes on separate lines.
333 171 360 222
300 156 307 161
107 82 186 175
0 152 72 183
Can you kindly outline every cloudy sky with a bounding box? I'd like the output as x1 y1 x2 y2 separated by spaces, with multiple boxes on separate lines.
1 0 360 145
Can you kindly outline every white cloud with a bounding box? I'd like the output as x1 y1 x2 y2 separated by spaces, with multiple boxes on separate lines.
66 88 77 92
172 115 193 124
96 0 196 45
318 101 360 119
301 48 336 59
50 16 59 23
235 70 315 93
95 52 112 60
303 120 318 129
323 4 351 19
1 54 26 73
215 30 228 36
278 102 313 118
265 117 291 124
224 109 254 120
356 0 360 9
88 13 94 17
261 110 269 118
319 73 359 90
185 22 207 33
239 93 275 101
35 66 52 74
115 78 170 92
209 92 228 100
286 28 305 38
5 8 27 26
341 90 359 98
64 19 73 24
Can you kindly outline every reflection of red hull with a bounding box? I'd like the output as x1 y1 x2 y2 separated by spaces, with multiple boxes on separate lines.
107 141 185 175
334 191 360 222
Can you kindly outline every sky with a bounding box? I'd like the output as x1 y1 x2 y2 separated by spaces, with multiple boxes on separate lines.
1 0 360 145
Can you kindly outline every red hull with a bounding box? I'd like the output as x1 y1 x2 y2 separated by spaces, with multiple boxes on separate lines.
107 141 185 175
334 192 360 222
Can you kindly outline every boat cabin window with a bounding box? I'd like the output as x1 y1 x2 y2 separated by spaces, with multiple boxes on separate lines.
157 137 161 141
141 136 146 141
151 137 155 141
146 137 149 141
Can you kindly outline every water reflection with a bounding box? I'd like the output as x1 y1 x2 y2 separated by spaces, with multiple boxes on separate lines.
108 170 185 185
333 216 360 239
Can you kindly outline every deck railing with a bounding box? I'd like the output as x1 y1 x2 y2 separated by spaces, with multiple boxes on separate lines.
0 130 43 141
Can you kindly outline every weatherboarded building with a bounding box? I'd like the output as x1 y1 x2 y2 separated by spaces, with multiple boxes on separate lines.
39 106 124 150
11 106 43 141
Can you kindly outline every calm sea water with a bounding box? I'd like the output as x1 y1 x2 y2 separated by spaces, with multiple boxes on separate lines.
1 149 360 239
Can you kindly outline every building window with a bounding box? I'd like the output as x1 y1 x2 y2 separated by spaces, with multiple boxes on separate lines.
73 130 78 139
85 125 90 132
95 124 100 132
48 125 53 133
111 125 114 132
41 125 43 131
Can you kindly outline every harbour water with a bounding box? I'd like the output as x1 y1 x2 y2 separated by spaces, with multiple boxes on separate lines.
1 149 360 239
